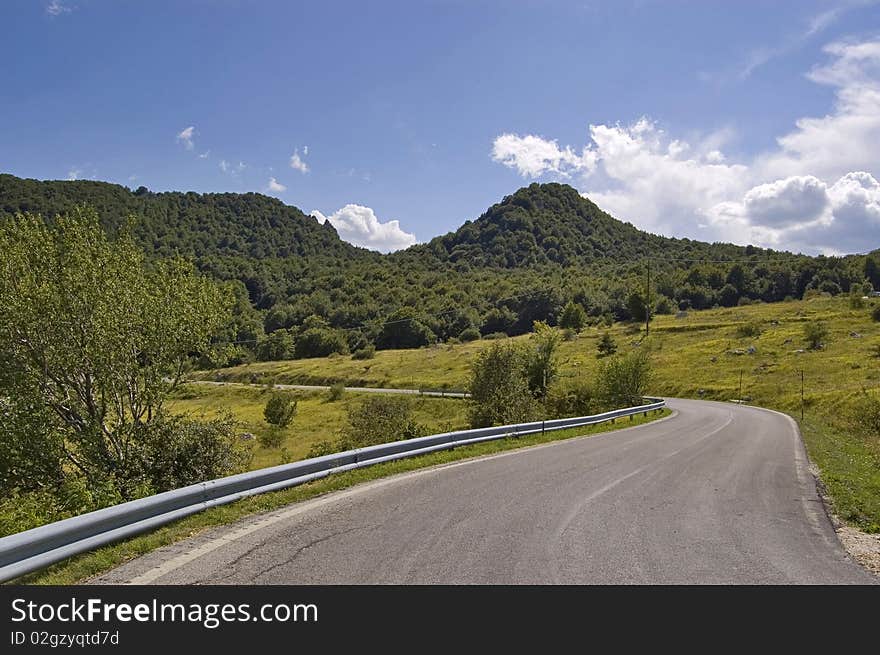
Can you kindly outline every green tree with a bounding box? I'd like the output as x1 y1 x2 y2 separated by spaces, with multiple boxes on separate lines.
340 396 425 448
596 349 652 410
626 291 648 322
597 332 617 357
804 321 829 350
467 342 538 428
559 300 587 333
376 307 436 349
0 207 233 499
526 321 561 398
263 392 297 428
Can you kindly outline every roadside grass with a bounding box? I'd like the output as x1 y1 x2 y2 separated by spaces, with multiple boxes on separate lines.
167 385 470 470
15 409 670 585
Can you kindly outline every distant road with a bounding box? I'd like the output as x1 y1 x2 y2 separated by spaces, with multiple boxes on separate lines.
94 398 875 584
190 379 470 398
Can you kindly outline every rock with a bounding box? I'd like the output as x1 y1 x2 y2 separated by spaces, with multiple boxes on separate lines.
697 389 706 396
783 338 793 345
710 356 717 363
850 331 862 338
240 432 256 441
746 346 757 354
728 348 747 355
793 349 806 354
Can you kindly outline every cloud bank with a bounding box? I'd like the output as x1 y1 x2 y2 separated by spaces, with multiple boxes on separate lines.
311 205 417 252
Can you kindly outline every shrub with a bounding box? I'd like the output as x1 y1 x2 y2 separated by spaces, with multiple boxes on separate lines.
595 350 652 410
482 332 509 340
850 392 880 438
850 291 865 310
258 429 285 449
467 342 538 428
459 327 481 342
545 379 594 419
872 305 880 322
352 344 376 360
340 396 426 449
559 301 587 333
735 321 763 338
328 382 345 401
307 439 339 459
804 321 829 350
597 332 617 357
263 392 297 428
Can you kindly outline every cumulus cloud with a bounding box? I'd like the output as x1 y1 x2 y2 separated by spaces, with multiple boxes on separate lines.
290 148 309 174
490 38 880 253
66 168 81 181
311 205 417 252
176 126 195 150
266 177 286 193
491 133 597 178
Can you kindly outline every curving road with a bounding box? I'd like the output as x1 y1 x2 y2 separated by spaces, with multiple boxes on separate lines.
93 398 876 584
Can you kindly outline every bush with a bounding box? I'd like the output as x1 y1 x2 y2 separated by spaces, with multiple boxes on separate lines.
138 412 252 492
328 382 345 401
467 342 538 428
459 327 481 342
872 305 880 322
352 344 376 360
258 429 285 449
597 332 617 357
482 332 509 340
735 321 763 338
545 379 594 419
804 321 829 350
595 350 652 410
340 396 426 449
850 392 880 438
559 301 587 333
850 292 865 310
307 439 339 459
263 392 297 427
294 327 348 359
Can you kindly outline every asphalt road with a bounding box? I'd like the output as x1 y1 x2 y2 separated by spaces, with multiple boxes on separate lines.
93 398 876 584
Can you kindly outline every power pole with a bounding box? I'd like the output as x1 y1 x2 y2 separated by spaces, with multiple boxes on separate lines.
800 369 805 422
738 370 743 400
645 260 651 337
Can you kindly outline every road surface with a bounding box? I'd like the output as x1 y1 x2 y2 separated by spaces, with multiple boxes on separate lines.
93 398 875 584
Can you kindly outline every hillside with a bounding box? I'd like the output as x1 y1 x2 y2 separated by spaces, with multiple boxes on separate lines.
1 174 877 362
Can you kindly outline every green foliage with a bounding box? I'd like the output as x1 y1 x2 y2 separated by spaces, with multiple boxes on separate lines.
804 321 830 350
735 321 763 338
526 321 561 398
467 342 538 428
258 429 285 449
306 439 338 459
0 206 232 501
340 396 426 449
559 300 587 332
328 382 346 401
850 391 880 438
597 332 617 357
459 327 481 342
263 392 297 428
294 316 348 358
626 291 648 322
595 349 653 410
352 344 376 360
544 379 594 419
257 329 295 361
872 305 880 322
376 307 436 350
849 290 865 309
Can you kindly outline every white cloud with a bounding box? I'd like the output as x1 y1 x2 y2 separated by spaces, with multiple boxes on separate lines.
266 177 286 193
176 126 195 150
46 1 72 16
311 205 417 252
66 168 81 180
491 133 597 178
490 37 880 253
219 159 229 173
290 148 309 174
199 150 210 159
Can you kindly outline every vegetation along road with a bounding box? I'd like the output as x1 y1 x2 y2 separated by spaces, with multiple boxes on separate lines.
91 398 875 584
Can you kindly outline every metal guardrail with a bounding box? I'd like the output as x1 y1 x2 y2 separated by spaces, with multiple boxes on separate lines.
0 398 665 583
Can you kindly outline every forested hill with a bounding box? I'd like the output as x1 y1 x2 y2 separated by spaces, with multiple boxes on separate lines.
397 182 778 268
0 174 364 261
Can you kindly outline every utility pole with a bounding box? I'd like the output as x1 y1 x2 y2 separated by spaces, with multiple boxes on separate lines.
738 370 743 400
645 260 651 337
800 369 805 422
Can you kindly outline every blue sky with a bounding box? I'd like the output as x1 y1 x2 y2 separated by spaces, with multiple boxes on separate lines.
2 1 879 253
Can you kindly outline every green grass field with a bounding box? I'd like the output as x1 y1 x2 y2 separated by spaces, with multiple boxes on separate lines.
194 294 880 531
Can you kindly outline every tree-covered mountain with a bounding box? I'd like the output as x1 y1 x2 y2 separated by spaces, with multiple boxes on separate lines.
1 174 877 365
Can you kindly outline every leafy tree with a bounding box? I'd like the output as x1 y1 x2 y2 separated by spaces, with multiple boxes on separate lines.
804 321 829 350
480 306 516 335
257 329 295 361
545 379 593 419
340 396 425 448
626 291 648 322
0 207 232 499
467 342 538 428
526 321 561 398
596 350 652 410
597 332 617 357
376 307 436 349
263 392 297 428
459 327 481 342
872 305 880 322
718 283 739 307
559 300 587 333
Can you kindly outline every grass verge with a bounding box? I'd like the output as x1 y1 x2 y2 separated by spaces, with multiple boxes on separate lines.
13 408 671 585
